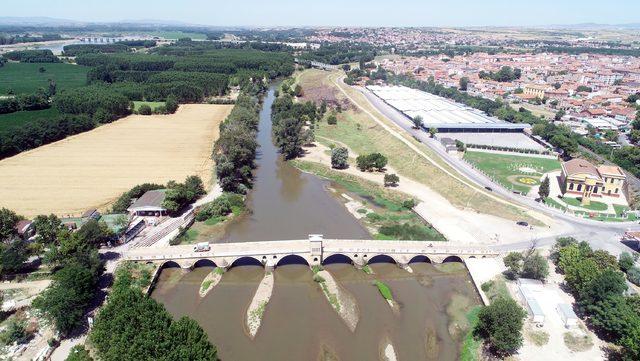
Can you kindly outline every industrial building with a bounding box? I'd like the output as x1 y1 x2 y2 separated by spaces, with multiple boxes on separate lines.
367 85 530 133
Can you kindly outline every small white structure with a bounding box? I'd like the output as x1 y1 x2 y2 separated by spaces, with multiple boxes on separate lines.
518 279 546 325
557 303 579 328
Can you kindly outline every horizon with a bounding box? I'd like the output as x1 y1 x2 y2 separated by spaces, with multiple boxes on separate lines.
3 0 640 28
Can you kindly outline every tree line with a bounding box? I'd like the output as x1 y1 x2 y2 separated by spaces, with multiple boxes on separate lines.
213 94 261 193
478 66 522 82
2 49 60 63
553 237 640 360
0 33 64 45
271 92 319 159
63 44 131 56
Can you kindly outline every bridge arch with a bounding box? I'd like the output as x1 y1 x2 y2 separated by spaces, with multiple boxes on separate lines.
409 255 432 264
192 259 217 269
367 254 397 265
276 254 310 267
442 255 464 263
159 260 181 269
229 256 264 269
322 253 354 265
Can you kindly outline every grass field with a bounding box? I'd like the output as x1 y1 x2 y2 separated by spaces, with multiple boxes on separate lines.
298 69 538 223
0 63 90 95
151 31 207 40
558 197 609 211
133 101 166 112
0 104 232 217
0 108 60 134
463 151 561 194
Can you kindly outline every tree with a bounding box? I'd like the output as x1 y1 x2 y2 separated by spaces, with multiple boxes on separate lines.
459 77 469 91
273 117 304 159
327 113 337 125
554 109 566 121
429 127 437 138
474 297 526 356
521 252 549 281
368 153 388 171
581 269 627 308
356 154 372 171
619 252 636 273
331 147 349 169
66 345 93 361
503 252 524 279
0 240 29 276
165 95 179 114
293 84 303 97
0 208 22 241
33 263 98 335
538 176 550 200
90 278 217 361
384 173 399 187
33 214 62 246
412 115 424 129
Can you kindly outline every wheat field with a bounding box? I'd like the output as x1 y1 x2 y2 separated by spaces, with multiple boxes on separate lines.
0 104 232 217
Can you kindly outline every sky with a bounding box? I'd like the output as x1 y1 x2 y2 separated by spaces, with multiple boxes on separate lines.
4 0 640 27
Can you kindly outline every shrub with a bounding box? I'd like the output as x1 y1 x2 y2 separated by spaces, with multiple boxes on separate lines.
138 104 152 115
619 252 635 273
327 113 337 125
374 281 393 300
331 147 349 169
628 267 640 286
383 173 399 186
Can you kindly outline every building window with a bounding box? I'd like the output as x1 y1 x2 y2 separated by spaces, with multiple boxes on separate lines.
593 186 598 194
615 188 619 194
577 184 582 191
568 183 574 191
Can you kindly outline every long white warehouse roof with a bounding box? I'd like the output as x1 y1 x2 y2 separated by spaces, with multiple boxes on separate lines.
368 85 530 130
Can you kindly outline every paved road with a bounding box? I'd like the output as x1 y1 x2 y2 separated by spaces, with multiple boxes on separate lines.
356 86 640 255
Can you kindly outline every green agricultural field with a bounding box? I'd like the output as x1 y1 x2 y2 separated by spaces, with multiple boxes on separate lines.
463 151 561 194
151 31 207 40
0 108 60 134
133 101 166 112
0 63 90 95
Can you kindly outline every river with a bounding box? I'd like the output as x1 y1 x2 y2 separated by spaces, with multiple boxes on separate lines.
218 85 370 242
151 84 481 360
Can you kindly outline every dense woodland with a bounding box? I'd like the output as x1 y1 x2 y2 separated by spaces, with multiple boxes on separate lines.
0 39 294 159
271 86 320 159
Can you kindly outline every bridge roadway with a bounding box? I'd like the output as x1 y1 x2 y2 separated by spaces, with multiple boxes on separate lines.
123 237 500 269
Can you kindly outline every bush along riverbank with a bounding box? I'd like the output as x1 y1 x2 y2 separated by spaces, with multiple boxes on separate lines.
375 280 400 314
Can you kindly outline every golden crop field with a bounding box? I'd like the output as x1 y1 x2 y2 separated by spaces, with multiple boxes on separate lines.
0 104 232 217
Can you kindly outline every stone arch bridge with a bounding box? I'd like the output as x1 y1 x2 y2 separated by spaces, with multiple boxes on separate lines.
123 236 500 270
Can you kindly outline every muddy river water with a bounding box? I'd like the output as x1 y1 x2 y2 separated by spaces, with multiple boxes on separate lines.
151 85 481 360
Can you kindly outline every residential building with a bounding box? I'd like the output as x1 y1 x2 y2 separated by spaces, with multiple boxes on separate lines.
523 84 547 99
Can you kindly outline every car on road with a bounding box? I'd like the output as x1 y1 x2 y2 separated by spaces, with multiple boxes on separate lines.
516 221 529 227
193 242 211 252
484 186 493 191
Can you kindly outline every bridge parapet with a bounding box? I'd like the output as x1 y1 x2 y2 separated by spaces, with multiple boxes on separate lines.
123 236 499 269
